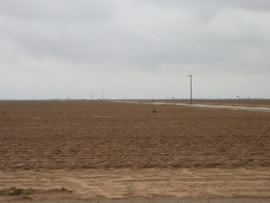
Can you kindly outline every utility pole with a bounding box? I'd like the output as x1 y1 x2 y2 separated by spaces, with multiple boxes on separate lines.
187 74 193 104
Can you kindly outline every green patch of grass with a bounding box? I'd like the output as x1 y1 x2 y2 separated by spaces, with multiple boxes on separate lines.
127 184 133 195
152 109 157 113
20 191 31 199
0 187 32 199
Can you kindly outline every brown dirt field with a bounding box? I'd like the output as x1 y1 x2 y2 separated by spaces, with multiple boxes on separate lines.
156 99 270 108
0 101 270 201
0 100 269 169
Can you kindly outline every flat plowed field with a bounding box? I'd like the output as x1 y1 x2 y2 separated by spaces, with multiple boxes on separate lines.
0 101 269 169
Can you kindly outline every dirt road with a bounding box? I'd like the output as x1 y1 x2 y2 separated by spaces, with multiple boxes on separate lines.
116 101 270 112
1 168 270 201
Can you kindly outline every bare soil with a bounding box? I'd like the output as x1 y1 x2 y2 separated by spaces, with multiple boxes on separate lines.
0 101 269 200
0 168 270 200
0 101 269 169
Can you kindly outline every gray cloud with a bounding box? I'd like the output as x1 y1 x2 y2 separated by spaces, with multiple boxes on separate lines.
142 0 270 12
0 0 269 99
0 0 115 22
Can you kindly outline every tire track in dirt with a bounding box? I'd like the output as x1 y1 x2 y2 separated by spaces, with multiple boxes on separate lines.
1 168 270 200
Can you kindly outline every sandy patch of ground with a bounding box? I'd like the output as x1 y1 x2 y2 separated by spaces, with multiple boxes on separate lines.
0 168 270 201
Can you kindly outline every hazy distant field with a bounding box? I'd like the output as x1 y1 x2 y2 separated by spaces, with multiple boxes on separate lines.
156 99 270 107
0 101 269 200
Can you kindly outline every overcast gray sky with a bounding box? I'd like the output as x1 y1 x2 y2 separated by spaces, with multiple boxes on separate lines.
0 0 269 99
